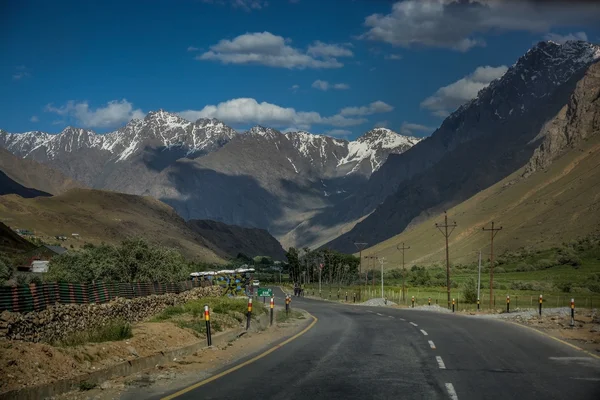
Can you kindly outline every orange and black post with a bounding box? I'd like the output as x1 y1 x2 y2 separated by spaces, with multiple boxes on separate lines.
506 295 510 313
204 304 212 346
246 297 253 330
428 297 431 306
285 295 291 316
539 294 543 316
452 298 455 313
477 298 480 311
270 296 274 326
570 298 575 327
411 296 415 308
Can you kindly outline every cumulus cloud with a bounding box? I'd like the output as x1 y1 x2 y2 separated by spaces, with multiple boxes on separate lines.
384 54 403 60
325 129 352 137
45 99 145 129
420 65 508 116
30 115 39 123
400 122 434 136
307 41 353 58
339 100 393 116
360 0 600 52
176 98 395 130
311 80 350 91
543 31 588 44
197 32 351 69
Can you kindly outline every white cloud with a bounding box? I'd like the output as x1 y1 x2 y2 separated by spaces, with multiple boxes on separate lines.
543 31 588 44
360 0 600 52
339 100 393 116
400 122 434 136
325 129 352 137
187 46 199 52
12 65 31 80
45 99 145 129
384 54 403 60
291 84 300 92
30 115 39 123
201 0 267 11
311 80 350 91
420 65 508 116
307 41 353 58
374 121 388 128
176 98 384 129
197 32 349 69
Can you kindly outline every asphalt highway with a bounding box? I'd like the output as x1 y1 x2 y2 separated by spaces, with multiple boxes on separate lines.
163 287 600 400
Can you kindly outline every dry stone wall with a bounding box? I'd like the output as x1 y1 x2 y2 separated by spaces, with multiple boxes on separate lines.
0 286 222 343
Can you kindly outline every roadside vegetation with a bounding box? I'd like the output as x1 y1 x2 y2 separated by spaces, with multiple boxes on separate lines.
55 320 133 347
276 309 305 323
151 296 267 337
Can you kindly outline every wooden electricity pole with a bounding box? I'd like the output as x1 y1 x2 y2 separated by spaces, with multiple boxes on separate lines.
435 211 457 310
483 221 503 309
354 242 368 279
396 243 410 302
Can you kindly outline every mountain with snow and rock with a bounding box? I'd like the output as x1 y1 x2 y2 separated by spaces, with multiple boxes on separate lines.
319 40 600 253
0 112 419 240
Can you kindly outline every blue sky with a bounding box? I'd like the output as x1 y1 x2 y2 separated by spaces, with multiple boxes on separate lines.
2 0 600 139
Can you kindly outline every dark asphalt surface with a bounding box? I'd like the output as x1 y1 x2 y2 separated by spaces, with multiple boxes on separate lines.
167 287 600 400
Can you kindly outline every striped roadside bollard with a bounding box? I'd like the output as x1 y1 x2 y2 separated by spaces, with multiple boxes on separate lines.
452 298 455 313
353 293 356 303
345 291 348 302
246 297 252 330
411 296 415 308
506 295 510 313
539 294 543 316
270 296 274 326
570 298 575 327
204 304 212 346
285 295 291 316
428 297 431 306
477 298 480 311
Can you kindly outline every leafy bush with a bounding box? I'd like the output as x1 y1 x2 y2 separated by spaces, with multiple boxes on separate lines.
534 259 555 270
493 267 506 274
0 258 13 285
461 277 478 303
58 320 132 346
515 263 535 272
557 253 582 267
557 282 572 293
46 238 194 283
585 273 600 293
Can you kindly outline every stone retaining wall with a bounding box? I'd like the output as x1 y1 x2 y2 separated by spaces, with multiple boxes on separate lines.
0 286 222 343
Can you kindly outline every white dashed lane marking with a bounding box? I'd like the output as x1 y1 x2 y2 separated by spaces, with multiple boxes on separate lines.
376 313 384 316
410 322 418 327
388 315 394 318
399 318 406 321
436 356 446 369
420 329 428 336
445 383 458 400
428 340 436 349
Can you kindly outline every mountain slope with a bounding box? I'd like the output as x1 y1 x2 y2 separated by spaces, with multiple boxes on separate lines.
0 147 82 195
186 219 286 260
361 60 600 266
0 189 225 263
0 221 36 254
322 40 600 253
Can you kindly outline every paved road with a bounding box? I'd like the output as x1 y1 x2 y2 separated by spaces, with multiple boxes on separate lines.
165 287 600 400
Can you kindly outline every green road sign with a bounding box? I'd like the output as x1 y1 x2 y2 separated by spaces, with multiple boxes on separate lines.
258 288 272 297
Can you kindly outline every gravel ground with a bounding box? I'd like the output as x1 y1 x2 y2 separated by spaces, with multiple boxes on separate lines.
357 298 398 307
473 307 575 320
409 304 453 313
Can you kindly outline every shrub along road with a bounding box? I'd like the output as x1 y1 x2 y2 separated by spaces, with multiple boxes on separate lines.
161 287 600 400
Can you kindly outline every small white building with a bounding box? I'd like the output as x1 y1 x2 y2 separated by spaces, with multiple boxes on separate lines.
31 260 50 273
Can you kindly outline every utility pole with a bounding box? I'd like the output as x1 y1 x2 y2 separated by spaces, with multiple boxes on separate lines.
483 222 503 309
396 243 410 302
477 250 482 304
365 256 378 289
379 257 386 299
354 242 368 281
435 211 457 310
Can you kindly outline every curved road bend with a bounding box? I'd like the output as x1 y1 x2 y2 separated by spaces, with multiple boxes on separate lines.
162 287 600 400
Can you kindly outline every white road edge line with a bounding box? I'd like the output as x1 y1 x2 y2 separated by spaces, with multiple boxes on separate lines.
428 340 436 349
445 383 458 400
436 356 446 369
410 322 418 327
420 329 428 336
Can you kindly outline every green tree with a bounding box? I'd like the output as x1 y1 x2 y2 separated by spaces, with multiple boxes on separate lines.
461 277 478 303
286 247 300 282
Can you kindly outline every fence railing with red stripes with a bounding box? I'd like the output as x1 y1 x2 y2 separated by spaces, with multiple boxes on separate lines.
0 280 212 313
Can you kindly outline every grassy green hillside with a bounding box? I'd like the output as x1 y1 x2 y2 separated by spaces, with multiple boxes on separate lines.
361 133 600 269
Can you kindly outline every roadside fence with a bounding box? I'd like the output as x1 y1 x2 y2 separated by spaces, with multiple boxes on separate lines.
0 280 212 313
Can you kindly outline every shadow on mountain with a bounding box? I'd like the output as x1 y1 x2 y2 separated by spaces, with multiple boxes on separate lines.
0 171 51 198
141 145 194 172
161 161 285 234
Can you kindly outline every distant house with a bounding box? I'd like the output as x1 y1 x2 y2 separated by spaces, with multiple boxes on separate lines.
19 245 68 272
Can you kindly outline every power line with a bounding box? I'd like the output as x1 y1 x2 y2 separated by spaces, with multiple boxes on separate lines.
435 211 457 310
482 221 503 308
